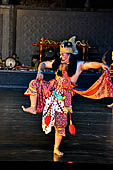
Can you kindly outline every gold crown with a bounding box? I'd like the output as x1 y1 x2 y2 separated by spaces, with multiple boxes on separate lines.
60 46 73 53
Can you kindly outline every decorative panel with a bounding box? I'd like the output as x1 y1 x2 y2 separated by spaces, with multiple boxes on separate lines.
16 9 113 65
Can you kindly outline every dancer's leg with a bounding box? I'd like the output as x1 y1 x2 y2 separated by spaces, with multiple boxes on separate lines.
22 94 37 114
54 132 63 156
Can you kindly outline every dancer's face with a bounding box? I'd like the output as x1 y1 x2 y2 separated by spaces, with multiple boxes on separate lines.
60 52 70 64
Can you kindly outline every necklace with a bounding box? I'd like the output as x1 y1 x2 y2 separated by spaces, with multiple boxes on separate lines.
61 60 69 64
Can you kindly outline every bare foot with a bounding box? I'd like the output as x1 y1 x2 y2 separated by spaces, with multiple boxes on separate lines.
53 148 64 156
107 103 113 108
53 153 61 162
21 106 37 114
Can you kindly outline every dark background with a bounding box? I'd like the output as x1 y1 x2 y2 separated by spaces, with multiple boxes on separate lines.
1 0 113 9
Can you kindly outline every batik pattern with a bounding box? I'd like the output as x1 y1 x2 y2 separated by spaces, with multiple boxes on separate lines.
73 70 113 99
24 79 52 112
42 71 72 135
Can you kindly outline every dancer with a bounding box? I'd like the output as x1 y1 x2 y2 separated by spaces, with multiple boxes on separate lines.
22 38 109 156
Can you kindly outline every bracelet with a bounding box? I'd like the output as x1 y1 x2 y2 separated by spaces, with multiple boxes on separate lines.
101 63 104 67
38 63 45 74
37 70 43 74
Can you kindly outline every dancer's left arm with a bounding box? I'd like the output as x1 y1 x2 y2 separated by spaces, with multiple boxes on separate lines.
81 62 110 71
70 61 110 83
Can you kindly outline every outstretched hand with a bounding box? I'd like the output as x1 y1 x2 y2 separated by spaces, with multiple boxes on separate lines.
101 63 110 71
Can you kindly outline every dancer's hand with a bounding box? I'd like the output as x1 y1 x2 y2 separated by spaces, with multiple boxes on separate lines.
36 73 44 81
101 63 110 71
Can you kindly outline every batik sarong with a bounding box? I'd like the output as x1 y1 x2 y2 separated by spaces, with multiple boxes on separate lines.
73 70 113 99
42 71 72 136
24 79 52 112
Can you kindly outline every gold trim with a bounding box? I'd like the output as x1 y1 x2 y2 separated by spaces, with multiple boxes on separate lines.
60 46 73 53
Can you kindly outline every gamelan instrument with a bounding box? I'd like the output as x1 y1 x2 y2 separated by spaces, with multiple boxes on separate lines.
5 57 16 69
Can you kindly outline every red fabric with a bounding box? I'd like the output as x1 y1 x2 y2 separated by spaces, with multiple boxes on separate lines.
44 115 51 126
55 111 67 128
64 91 72 106
69 124 76 136
36 84 45 113
36 81 54 113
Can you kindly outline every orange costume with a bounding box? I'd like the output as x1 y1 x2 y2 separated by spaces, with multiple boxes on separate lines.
73 70 113 99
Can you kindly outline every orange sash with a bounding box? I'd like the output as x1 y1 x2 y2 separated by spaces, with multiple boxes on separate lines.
73 70 113 99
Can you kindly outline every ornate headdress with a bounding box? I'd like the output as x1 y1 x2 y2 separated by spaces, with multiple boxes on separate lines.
60 36 78 55
60 40 73 53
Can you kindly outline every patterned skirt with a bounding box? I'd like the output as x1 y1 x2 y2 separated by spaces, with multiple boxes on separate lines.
42 93 68 136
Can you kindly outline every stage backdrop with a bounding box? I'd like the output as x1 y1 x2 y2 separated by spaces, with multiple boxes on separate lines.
0 5 113 66
16 8 113 66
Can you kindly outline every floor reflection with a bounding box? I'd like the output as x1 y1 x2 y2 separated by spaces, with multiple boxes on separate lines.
0 88 113 163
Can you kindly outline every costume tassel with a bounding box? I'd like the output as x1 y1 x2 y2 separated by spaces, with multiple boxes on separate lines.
44 115 51 126
69 112 76 136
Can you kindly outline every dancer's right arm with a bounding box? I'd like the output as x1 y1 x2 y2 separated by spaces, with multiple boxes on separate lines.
37 60 55 79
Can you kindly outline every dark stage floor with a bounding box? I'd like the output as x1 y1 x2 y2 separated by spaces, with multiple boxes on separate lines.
0 88 113 165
